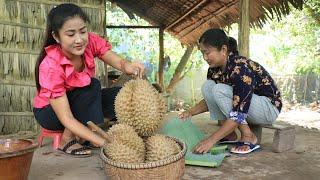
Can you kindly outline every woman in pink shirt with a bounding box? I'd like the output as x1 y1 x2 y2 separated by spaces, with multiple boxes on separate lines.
33 3 145 157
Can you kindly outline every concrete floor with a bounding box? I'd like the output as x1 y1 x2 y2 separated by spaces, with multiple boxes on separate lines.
27 112 320 180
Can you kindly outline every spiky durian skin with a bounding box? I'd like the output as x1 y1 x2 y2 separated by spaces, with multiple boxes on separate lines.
104 141 144 163
115 79 166 136
145 134 181 162
114 81 135 126
107 124 145 156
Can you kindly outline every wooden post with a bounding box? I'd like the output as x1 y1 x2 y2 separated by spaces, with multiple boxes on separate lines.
166 45 194 94
104 64 109 88
103 1 108 88
238 0 250 57
158 28 165 89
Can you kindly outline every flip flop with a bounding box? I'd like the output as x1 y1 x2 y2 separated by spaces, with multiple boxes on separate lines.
218 138 238 144
58 139 92 158
230 141 261 154
81 141 100 150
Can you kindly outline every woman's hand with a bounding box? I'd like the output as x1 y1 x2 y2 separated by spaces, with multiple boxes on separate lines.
192 137 215 154
178 110 192 121
101 51 145 78
123 61 145 78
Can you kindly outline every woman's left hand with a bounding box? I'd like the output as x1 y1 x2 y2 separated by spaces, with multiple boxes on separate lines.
124 61 146 78
192 137 215 154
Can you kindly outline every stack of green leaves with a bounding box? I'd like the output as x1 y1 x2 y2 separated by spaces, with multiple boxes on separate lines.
161 117 204 152
161 117 227 167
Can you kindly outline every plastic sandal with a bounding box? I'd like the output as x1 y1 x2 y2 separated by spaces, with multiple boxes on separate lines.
58 139 92 158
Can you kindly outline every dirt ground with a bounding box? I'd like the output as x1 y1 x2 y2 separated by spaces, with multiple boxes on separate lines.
23 111 320 180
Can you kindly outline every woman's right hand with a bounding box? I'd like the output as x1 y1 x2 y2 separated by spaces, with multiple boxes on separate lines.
178 110 192 121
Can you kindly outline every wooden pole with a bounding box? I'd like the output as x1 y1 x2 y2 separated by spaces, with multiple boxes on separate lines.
103 1 108 88
106 25 160 29
166 45 194 94
158 28 165 89
238 0 250 57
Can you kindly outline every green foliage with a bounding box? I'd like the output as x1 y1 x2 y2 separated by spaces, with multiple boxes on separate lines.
270 7 320 75
227 4 320 75
305 0 320 23
105 2 204 84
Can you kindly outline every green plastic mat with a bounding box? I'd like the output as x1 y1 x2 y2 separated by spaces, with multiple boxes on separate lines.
161 117 227 167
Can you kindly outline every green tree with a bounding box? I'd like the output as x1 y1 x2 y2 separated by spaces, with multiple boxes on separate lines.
105 2 204 92
244 5 320 75
269 6 320 74
305 0 320 24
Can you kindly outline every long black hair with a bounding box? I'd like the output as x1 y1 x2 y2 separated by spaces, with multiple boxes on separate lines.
35 3 90 91
228 36 239 56
199 28 238 55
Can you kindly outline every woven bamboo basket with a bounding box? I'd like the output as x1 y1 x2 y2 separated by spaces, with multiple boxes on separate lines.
100 136 187 180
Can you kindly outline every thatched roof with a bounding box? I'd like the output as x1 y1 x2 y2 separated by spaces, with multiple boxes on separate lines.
110 0 303 44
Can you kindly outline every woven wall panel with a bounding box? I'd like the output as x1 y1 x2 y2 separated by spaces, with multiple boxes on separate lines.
0 0 106 134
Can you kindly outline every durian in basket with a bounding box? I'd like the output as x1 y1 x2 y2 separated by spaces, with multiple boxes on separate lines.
94 79 186 180
104 124 145 163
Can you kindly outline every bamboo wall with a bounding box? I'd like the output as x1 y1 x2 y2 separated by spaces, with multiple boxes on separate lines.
170 71 320 110
0 0 106 135
273 74 320 104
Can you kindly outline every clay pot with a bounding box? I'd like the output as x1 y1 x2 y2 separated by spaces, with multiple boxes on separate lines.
0 139 38 180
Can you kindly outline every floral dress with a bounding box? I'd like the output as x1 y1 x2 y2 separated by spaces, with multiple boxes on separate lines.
207 54 282 124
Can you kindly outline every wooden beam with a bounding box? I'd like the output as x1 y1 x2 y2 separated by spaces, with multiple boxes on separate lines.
103 1 108 88
0 47 39 55
106 25 160 29
104 64 109 88
14 0 105 10
0 20 45 30
114 2 160 26
0 79 36 87
0 112 34 116
238 0 250 57
166 45 194 94
164 0 208 31
158 28 165 89
177 1 238 40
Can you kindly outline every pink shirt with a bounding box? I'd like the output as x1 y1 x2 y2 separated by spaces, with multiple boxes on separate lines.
33 33 112 108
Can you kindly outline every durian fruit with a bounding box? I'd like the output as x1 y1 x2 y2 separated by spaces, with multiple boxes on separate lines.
114 81 135 122
104 141 144 163
115 79 166 136
145 134 181 162
106 124 145 156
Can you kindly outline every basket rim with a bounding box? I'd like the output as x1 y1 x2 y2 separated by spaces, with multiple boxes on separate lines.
100 136 187 169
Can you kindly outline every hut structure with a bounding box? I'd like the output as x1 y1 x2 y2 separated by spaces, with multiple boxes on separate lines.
0 0 303 135
110 0 303 45
0 0 107 135
108 0 303 88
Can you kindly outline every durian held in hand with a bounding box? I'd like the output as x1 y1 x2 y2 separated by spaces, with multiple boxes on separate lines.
115 79 166 136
